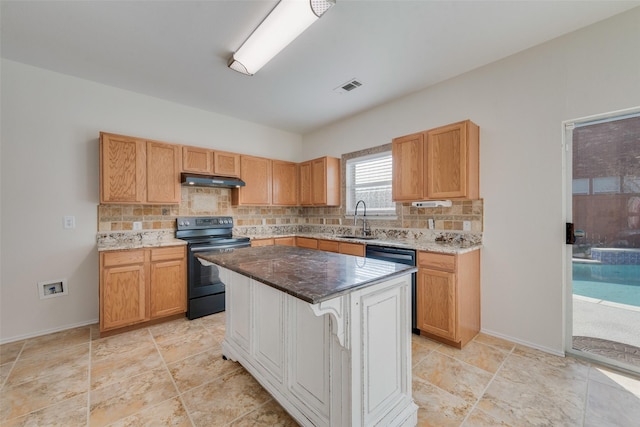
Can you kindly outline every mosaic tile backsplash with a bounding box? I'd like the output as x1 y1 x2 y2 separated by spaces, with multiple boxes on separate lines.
98 187 483 238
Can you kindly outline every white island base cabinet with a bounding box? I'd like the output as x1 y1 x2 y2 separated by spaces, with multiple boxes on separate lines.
220 268 418 427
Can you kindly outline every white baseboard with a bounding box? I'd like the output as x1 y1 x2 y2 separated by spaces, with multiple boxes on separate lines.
0 319 99 345
480 327 565 357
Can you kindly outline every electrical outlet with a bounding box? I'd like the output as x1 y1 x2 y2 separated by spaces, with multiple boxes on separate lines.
463 221 471 231
428 219 435 230
63 216 75 229
133 221 142 231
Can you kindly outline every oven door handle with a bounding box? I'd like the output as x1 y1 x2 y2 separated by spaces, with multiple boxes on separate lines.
190 244 246 252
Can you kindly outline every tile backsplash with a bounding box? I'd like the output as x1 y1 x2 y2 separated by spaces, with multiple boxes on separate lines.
98 187 483 235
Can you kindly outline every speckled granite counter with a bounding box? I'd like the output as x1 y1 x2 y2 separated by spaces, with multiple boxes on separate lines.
242 232 482 255
196 245 417 304
96 230 186 251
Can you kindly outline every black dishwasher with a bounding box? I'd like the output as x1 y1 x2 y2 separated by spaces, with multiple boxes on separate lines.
365 245 419 335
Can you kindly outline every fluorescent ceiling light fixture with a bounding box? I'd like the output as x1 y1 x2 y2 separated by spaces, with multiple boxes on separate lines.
229 0 335 76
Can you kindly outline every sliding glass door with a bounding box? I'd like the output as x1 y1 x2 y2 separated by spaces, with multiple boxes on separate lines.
565 109 640 373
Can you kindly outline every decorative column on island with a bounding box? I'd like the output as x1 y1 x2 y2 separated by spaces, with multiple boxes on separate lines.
197 245 419 427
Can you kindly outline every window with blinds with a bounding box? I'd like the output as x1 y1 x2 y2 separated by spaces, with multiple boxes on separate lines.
345 151 395 215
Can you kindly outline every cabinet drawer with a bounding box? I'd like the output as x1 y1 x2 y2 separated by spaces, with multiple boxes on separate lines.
251 238 275 247
418 251 456 272
296 237 318 249
340 242 365 257
274 237 296 246
102 250 145 267
318 239 339 253
151 246 185 262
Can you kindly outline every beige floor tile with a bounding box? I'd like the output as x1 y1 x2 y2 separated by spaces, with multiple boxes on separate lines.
472 333 515 353
0 368 88 422
89 323 101 341
0 393 88 427
156 329 219 364
89 367 178 427
182 369 272 427
584 378 640 427
19 327 90 359
91 343 164 389
192 312 225 330
106 397 191 427
5 343 89 387
412 376 472 427
413 351 493 404
461 407 513 426
513 344 590 370
168 348 241 393
412 335 440 367
229 399 298 426
588 364 640 397
498 353 588 403
91 329 154 360
436 341 508 374
477 376 584 426
149 317 207 344
0 341 24 365
1 362 14 387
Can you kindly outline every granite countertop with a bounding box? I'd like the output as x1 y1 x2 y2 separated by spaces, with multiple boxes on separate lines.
196 245 417 304
97 230 186 251
244 233 482 255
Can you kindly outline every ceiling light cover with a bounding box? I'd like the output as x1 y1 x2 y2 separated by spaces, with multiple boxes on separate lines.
229 0 336 76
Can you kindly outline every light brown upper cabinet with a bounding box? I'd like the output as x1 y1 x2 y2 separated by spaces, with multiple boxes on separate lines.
100 133 146 203
146 141 181 204
182 146 241 178
213 151 241 177
100 133 180 204
272 160 299 206
391 132 424 202
392 120 479 201
182 146 212 174
299 156 340 206
232 155 272 205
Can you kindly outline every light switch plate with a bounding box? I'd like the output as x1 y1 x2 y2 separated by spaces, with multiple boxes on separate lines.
63 216 75 229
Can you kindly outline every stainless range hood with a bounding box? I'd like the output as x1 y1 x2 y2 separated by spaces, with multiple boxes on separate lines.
180 173 246 188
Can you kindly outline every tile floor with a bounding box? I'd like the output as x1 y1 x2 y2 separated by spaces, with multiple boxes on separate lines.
1 313 640 426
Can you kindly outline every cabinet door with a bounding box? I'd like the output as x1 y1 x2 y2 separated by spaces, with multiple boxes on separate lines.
234 156 272 205
100 250 148 331
149 247 186 319
299 161 313 206
182 146 212 173
392 132 424 201
100 133 145 203
214 151 241 177
425 122 468 199
272 160 299 206
146 141 181 204
317 157 340 206
416 268 457 341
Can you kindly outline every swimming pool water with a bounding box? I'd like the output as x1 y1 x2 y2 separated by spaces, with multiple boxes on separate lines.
573 263 640 307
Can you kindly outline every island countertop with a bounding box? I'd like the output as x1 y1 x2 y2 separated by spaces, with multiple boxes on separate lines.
196 245 417 304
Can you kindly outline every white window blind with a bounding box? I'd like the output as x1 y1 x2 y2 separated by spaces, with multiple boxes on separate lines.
345 152 395 215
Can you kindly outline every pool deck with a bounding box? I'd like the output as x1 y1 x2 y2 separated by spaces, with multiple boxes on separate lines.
573 294 640 349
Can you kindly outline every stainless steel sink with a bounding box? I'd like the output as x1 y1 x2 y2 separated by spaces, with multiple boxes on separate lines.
337 235 378 240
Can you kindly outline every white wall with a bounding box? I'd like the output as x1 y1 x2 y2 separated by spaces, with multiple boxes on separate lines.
302 8 640 353
0 60 302 342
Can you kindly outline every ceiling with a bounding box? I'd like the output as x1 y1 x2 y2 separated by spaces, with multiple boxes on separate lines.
2 1 638 134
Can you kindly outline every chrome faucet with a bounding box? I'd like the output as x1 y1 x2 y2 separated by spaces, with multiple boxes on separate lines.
354 200 370 236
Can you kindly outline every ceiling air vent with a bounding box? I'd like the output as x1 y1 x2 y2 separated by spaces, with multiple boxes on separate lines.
334 78 363 94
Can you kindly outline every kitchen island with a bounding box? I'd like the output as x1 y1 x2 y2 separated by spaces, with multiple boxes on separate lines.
196 245 418 427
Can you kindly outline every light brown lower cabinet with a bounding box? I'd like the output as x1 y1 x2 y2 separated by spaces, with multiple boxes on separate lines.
99 246 186 334
416 250 480 348
251 238 275 247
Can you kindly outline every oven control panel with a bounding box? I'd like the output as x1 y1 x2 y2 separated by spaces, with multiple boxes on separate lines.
176 216 234 230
